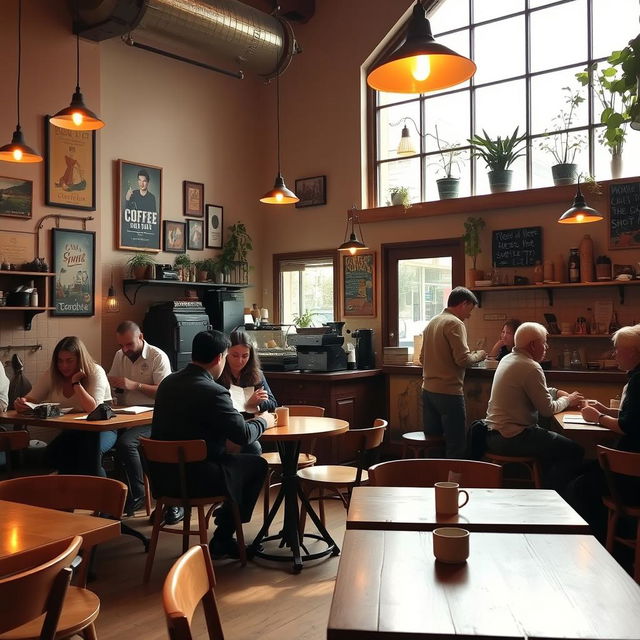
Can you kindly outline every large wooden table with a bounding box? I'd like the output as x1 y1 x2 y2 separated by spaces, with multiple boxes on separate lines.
346 486 590 533
553 410 617 458
0 499 120 577
328 529 640 640
251 415 348 573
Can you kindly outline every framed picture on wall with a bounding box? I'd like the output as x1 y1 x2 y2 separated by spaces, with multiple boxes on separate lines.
51 228 96 317
116 159 162 252
183 180 204 217
163 220 186 253
295 175 326 208
206 204 223 249
0 176 33 219
44 116 96 211
343 251 376 317
187 219 204 250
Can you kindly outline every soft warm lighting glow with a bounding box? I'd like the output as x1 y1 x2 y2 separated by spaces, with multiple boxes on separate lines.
349 247 357 255
276 192 283 202
412 55 430 81
558 184 603 224
106 285 119 312
338 208 368 253
72 111 83 126
13 148 22 161
0 128 43 163
260 174 299 205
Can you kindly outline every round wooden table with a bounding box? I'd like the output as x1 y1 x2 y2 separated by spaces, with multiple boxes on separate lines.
251 415 348 573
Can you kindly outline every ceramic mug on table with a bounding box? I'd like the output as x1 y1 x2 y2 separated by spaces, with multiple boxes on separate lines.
435 481 469 515
433 527 470 563
274 406 289 427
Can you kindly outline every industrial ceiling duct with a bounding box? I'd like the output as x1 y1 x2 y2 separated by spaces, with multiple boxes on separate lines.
76 0 300 79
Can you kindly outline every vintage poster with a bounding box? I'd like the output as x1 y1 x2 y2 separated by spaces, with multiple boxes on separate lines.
52 228 95 316
343 251 376 317
0 176 33 218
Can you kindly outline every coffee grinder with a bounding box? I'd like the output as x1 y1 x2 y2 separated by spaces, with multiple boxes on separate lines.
352 328 375 369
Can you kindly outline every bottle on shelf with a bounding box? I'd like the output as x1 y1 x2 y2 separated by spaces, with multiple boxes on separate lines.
608 310 620 334
543 260 554 282
251 303 261 327
568 248 580 283
579 234 594 283
570 350 582 369
29 288 38 307
533 261 543 284
587 307 597 335
562 345 571 369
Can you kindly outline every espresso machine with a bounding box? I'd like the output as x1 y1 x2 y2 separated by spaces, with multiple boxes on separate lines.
352 328 375 369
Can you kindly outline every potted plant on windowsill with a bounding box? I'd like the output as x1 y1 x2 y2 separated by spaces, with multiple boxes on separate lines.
388 186 411 207
468 127 527 193
538 86 586 186
463 216 485 287
431 125 464 200
126 253 156 280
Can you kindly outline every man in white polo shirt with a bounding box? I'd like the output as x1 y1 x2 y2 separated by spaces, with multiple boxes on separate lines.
108 321 172 516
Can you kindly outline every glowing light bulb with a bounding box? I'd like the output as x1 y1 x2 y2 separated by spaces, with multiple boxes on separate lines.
275 192 283 202
72 112 83 126
13 148 22 161
349 247 357 255
411 55 431 82
576 213 584 222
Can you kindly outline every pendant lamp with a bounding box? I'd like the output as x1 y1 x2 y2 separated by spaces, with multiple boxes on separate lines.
105 266 119 313
338 208 368 255
557 181 603 224
50 3 104 131
396 122 417 156
260 62 298 204
0 0 42 163
367 0 476 94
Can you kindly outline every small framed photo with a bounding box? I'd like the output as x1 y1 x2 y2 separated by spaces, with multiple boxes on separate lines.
206 204 223 249
183 180 204 217
163 220 186 253
295 175 327 208
45 116 96 211
0 176 33 219
187 219 204 250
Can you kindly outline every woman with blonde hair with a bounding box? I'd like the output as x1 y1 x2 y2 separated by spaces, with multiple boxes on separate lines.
15 336 113 475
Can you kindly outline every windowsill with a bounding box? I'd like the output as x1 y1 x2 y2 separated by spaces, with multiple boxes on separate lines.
360 177 637 223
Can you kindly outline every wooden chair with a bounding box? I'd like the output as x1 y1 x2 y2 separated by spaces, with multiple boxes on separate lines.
401 431 445 458
298 419 387 529
484 452 542 488
368 458 503 488
0 474 127 587
598 445 640 582
163 544 224 640
0 430 29 478
260 405 323 532
140 438 246 583
0 535 100 640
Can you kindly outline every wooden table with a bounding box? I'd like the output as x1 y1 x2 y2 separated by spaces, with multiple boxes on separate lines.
346 486 590 533
251 415 348 573
553 410 617 458
328 529 640 640
0 499 120 577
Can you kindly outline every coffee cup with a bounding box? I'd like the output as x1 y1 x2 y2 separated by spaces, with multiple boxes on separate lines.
274 406 289 427
435 481 469 515
433 527 469 564
610 398 620 410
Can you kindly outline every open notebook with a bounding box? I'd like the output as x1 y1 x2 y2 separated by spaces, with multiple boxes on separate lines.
112 406 154 415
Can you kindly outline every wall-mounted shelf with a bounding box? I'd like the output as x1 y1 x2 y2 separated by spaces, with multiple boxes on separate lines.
122 278 248 305
471 279 640 307
0 271 54 330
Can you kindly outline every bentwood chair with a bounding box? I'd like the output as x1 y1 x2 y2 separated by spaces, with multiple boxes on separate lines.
298 419 387 529
163 544 225 640
140 438 246 583
0 430 30 478
368 458 503 488
0 474 127 587
598 445 640 582
0 536 101 640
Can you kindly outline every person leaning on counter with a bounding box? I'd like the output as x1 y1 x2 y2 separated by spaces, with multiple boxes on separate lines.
488 318 521 361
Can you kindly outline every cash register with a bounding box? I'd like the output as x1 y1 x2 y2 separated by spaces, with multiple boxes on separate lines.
288 330 347 372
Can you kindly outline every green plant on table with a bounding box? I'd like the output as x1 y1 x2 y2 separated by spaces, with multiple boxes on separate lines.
468 127 527 171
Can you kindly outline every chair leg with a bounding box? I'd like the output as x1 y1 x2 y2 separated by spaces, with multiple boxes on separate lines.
298 484 311 536
263 470 273 535
231 502 247 567
82 623 98 640
198 505 208 545
531 461 543 489
144 474 152 516
143 499 165 583
182 506 192 554
606 510 619 553
318 487 326 527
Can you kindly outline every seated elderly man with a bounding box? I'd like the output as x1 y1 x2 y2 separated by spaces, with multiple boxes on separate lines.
485 321 584 492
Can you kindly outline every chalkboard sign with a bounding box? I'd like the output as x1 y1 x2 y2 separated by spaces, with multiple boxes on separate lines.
492 226 542 267
609 181 640 249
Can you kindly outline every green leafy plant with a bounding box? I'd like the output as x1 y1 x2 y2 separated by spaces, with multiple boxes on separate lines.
173 254 192 269
224 222 253 262
468 127 527 171
431 125 464 178
463 216 485 270
126 252 156 278
292 309 319 328
538 86 586 164
388 186 411 207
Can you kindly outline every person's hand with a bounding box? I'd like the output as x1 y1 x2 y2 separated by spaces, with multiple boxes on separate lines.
581 405 600 423
565 391 584 408
71 369 86 385
476 349 487 361
108 375 126 389
125 186 133 200
580 399 607 412
259 411 277 430
14 397 30 413
247 388 268 411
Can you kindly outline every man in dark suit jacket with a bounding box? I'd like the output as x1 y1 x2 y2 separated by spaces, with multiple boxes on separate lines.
151 330 275 558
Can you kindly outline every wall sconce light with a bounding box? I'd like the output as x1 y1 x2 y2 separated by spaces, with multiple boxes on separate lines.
557 181 603 224
338 207 368 255
105 267 119 312
367 0 476 94
0 0 42 163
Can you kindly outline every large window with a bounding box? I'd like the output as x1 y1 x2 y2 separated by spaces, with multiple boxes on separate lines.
372 0 639 205
273 251 339 326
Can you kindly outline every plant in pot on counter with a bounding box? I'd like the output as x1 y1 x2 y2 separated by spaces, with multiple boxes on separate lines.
468 127 527 193
538 86 586 186
430 124 464 200
463 216 485 287
292 309 320 328
388 186 411 207
126 253 156 280
173 253 192 281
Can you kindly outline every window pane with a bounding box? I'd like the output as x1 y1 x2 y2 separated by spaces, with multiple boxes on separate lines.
425 149 472 201
530 1 587 73
398 257 452 349
475 79 526 140
280 259 334 326
423 91 470 153
428 30 472 96
592 0 638 59
530 67 588 135
431 0 470 32
379 157 421 206
594 126 639 180
473 15 525 85
530 136 588 188
378 101 421 161
378 91 418 108
473 0 524 24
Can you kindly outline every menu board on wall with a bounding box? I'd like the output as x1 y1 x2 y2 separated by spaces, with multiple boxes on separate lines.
609 181 640 249
492 226 542 267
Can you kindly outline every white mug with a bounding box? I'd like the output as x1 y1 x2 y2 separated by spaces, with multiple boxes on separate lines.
433 527 470 564
435 481 469 515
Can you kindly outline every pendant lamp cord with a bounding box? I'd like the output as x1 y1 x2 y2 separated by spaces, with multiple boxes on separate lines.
75 0 81 92
16 0 22 128
275 55 281 174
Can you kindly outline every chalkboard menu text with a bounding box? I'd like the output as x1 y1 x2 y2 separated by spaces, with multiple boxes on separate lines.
609 181 640 249
492 226 542 267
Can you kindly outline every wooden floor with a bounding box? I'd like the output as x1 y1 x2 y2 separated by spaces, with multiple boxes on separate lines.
91 492 346 640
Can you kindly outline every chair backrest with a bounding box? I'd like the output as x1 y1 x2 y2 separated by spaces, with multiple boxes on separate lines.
163 544 225 640
368 458 503 488
597 445 640 507
284 405 325 417
140 437 208 464
0 474 127 518
0 430 29 477
0 535 82 639
343 419 387 485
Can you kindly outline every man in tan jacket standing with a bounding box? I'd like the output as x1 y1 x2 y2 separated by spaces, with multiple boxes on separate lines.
421 287 486 458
